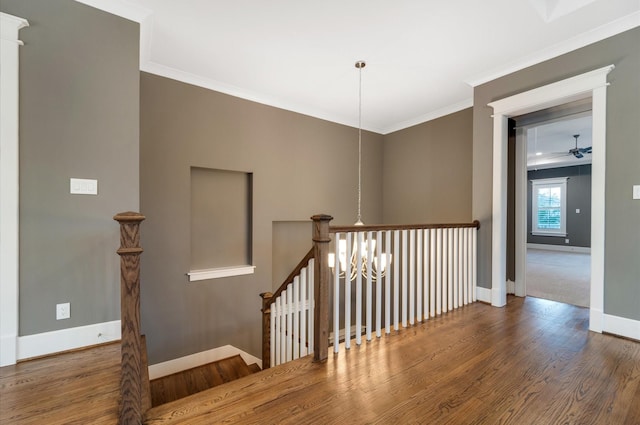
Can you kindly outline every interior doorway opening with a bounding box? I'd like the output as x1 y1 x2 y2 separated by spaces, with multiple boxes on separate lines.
511 104 593 308
488 64 613 333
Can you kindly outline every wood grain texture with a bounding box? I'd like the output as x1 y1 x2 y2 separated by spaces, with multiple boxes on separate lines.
149 355 257 407
144 297 640 425
2 297 638 424
0 342 121 424
114 212 146 425
311 214 332 363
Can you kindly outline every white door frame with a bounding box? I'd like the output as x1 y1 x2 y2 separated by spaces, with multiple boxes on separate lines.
0 12 28 367
488 65 613 333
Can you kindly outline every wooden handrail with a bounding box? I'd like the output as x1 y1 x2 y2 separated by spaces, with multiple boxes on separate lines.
330 220 480 233
114 211 146 425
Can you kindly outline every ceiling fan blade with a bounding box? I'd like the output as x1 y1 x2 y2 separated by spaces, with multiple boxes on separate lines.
579 146 592 153
573 151 584 159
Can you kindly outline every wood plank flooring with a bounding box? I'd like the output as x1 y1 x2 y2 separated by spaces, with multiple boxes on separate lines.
144 297 640 424
0 342 121 424
1 296 638 424
150 354 259 406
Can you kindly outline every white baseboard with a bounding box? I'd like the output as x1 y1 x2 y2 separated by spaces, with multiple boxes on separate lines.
527 243 590 253
603 314 640 341
0 333 17 367
148 345 262 380
476 286 492 303
506 280 515 294
17 320 121 361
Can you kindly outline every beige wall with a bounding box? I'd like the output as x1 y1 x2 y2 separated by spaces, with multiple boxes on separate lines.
0 0 140 336
383 108 473 224
140 73 383 363
473 27 640 321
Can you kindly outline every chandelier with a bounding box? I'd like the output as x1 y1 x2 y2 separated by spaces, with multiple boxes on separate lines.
328 60 391 281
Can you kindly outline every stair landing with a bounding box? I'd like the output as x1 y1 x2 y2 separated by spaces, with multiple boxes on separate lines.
149 354 260 406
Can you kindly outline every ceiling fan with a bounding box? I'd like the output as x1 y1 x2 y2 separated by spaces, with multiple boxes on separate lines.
567 134 592 158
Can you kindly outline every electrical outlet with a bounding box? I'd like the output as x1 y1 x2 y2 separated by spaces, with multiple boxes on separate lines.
56 302 70 320
565 239 570 244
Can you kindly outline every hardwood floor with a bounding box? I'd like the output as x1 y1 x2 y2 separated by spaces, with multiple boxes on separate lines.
2 297 638 424
150 354 260 406
0 342 121 424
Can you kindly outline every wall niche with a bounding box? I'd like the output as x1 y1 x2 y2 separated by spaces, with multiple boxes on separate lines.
188 167 254 281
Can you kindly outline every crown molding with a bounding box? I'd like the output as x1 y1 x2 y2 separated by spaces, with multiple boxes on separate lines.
141 60 388 134
466 11 640 87
381 98 473 135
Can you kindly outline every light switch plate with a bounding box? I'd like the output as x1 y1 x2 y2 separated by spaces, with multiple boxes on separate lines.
633 185 640 200
70 178 98 195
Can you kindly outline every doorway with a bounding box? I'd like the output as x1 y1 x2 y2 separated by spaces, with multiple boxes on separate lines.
488 64 613 333
516 109 593 308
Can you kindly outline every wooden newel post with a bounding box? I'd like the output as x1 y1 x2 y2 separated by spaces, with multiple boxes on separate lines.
259 292 273 369
311 214 332 362
114 211 145 425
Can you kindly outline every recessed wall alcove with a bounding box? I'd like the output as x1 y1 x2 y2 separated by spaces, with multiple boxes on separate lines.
188 167 254 281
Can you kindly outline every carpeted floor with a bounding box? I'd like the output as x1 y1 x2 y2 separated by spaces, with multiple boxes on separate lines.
526 248 590 307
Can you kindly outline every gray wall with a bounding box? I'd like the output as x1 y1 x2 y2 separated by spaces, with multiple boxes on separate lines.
140 73 383 364
527 165 592 248
473 27 640 320
0 0 140 335
382 108 473 224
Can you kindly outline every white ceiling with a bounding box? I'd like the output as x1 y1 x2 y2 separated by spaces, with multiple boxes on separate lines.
526 114 593 169
78 0 639 134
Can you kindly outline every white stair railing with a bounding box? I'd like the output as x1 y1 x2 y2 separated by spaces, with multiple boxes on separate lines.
262 220 479 368
261 250 315 368
329 222 478 353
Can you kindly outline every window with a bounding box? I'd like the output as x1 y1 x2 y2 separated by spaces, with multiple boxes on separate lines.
531 177 568 236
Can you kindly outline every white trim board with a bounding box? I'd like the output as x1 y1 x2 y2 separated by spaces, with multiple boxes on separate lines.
17 320 121 361
488 65 612 336
476 286 492 304
0 12 28 367
148 345 262 380
527 243 591 253
603 314 640 342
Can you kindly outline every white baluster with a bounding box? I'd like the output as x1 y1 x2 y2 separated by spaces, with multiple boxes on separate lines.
409 229 415 326
402 229 408 328
442 228 448 314
356 232 363 345
416 229 422 323
393 230 400 330
423 229 430 320
286 285 292 362
447 228 453 312
436 228 442 316
270 303 276 366
376 230 382 338
344 233 352 349
275 296 282 366
333 233 340 353
385 230 392 334
457 227 463 308
452 228 458 309
472 227 478 302
293 276 300 360
366 232 373 342
462 228 468 305
301 262 307 357
308 258 314 354
430 228 436 318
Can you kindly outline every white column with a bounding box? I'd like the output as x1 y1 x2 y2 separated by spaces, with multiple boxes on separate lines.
0 13 28 367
